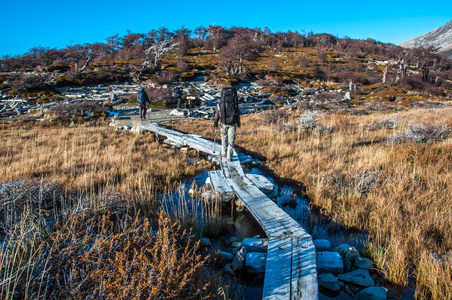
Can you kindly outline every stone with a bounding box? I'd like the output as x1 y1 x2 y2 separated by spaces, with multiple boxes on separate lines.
316 251 344 274
231 241 242 248
123 125 131 131
245 252 267 273
169 109 186 117
232 247 247 270
345 246 360 262
318 273 344 291
343 258 352 272
188 187 197 196
354 257 374 270
238 153 253 164
200 238 211 247
219 251 234 261
242 238 269 253
338 269 375 287
334 244 351 257
226 236 238 245
314 239 331 251
358 286 388 300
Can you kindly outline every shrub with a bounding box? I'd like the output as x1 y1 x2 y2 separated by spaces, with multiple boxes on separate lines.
10 73 50 91
147 87 174 106
389 122 452 144
153 70 178 86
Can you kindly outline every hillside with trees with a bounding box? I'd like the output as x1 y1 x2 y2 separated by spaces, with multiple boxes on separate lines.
1 25 451 104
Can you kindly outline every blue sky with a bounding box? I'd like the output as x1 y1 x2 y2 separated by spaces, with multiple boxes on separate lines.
1 0 450 57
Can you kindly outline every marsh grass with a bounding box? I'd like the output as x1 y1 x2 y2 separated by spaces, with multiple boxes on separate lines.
176 107 452 298
0 124 232 299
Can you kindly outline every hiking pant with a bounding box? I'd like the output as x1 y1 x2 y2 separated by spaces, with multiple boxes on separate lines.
139 103 147 119
221 123 236 161
176 97 182 109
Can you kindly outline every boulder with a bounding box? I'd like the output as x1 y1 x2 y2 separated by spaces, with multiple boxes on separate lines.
242 238 269 252
338 269 375 287
231 241 242 248
354 257 374 270
219 251 234 261
358 286 388 300
169 109 186 116
232 247 247 270
334 244 351 257
345 246 360 262
314 239 331 251
316 251 344 274
318 273 343 291
245 252 267 273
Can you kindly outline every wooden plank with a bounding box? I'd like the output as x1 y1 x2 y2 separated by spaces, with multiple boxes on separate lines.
262 237 292 300
291 238 318 300
246 174 275 195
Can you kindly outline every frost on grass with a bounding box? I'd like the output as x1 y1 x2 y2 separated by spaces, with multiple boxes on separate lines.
317 168 383 196
389 122 452 144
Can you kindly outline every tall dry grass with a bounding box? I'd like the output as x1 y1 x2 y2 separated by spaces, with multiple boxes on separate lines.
0 124 232 299
176 107 452 299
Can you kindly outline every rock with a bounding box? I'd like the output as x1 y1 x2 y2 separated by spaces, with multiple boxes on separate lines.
232 247 247 270
354 257 374 270
245 252 267 273
219 251 234 261
345 246 360 262
334 244 351 256
200 238 211 247
338 269 375 287
236 206 246 213
169 109 186 117
238 153 253 164
188 187 197 196
314 239 331 251
123 125 131 131
358 286 388 300
235 199 245 207
226 236 238 245
317 251 344 274
343 258 352 272
242 238 269 253
231 241 242 248
318 273 344 291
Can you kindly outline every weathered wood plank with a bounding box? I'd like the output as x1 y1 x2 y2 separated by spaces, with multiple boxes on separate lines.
291 238 318 300
263 237 292 299
246 174 275 195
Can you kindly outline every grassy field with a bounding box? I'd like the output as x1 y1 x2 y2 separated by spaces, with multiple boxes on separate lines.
175 106 452 299
0 123 238 299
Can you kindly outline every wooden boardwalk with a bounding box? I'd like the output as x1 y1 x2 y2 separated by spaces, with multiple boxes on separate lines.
141 123 318 300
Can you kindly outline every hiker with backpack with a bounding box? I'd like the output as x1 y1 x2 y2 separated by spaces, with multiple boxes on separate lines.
137 87 149 120
173 87 183 109
213 86 241 162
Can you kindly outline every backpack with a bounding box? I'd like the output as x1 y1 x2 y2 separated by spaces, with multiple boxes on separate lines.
137 91 148 104
220 87 239 125
172 87 182 98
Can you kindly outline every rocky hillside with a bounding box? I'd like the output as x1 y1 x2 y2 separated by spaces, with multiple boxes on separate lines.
400 20 452 58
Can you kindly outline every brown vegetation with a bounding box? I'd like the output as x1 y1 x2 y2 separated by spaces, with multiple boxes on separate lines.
0 123 234 299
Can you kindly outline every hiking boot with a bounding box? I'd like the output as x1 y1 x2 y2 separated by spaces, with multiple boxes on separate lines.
228 158 232 162
221 155 226 158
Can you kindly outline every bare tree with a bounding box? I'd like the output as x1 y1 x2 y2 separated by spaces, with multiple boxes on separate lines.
219 35 261 76
131 38 179 82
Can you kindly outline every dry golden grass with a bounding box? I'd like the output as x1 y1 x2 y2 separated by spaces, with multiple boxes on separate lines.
176 107 452 299
0 124 204 194
0 123 232 299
